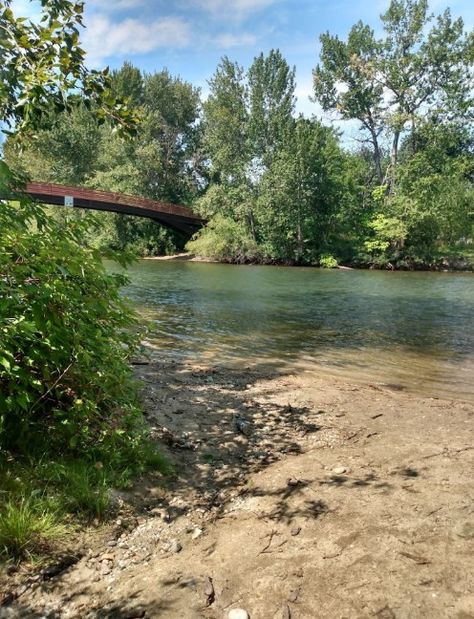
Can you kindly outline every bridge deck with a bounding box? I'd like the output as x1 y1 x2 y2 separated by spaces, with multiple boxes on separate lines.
23 182 204 235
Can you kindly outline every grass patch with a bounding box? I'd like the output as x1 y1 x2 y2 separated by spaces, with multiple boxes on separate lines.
0 440 171 563
0 498 65 561
201 453 216 463
53 461 111 521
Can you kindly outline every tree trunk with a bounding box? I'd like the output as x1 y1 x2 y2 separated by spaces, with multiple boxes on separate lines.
248 211 257 242
387 129 401 191
370 128 384 185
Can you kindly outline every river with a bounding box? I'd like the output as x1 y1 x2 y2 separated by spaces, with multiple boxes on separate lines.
121 260 474 402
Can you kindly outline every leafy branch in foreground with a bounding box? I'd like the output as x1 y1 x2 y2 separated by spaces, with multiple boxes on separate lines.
0 0 138 138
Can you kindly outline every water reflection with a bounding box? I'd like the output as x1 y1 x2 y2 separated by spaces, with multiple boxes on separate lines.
120 260 474 401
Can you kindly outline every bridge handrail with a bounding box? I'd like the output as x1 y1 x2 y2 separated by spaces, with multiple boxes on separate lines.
25 182 203 222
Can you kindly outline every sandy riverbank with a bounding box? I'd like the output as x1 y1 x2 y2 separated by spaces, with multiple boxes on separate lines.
2 361 473 618
143 252 474 271
143 253 217 263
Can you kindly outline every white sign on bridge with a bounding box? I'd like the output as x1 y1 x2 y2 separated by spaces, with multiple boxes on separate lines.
64 196 74 207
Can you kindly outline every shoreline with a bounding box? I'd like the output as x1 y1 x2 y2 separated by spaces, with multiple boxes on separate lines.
6 360 474 618
144 252 474 272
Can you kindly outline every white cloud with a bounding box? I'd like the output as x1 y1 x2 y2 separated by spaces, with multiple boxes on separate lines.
294 76 317 117
83 14 192 65
213 32 257 48
10 0 42 20
89 0 147 10
191 0 278 18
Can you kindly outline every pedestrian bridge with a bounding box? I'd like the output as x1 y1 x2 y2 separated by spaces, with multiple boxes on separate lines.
24 182 204 235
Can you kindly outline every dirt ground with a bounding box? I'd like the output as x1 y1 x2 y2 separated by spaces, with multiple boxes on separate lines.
1 360 473 619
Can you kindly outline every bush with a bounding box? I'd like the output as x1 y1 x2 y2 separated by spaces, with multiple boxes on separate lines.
0 166 143 459
186 214 261 263
0 168 172 560
319 254 338 268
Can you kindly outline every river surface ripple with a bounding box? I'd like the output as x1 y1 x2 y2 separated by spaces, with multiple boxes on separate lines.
120 260 474 402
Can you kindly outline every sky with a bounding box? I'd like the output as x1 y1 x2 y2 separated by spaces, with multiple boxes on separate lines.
12 0 474 138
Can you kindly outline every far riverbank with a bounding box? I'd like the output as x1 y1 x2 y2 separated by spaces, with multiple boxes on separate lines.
144 252 474 272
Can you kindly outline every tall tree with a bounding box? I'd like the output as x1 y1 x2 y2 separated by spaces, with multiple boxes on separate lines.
314 22 385 182
0 0 135 138
257 118 344 262
313 0 473 187
202 57 249 185
248 49 296 166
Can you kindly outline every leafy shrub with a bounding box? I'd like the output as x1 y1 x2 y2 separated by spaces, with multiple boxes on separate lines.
0 165 143 459
186 214 261 263
0 170 172 559
319 254 338 268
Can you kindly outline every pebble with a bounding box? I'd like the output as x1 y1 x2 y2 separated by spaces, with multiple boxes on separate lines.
333 466 348 475
228 609 250 619
191 527 203 540
168 539 182 553
290 526 301 536
454 521 474 539
235 418 253 437
100 562 112 575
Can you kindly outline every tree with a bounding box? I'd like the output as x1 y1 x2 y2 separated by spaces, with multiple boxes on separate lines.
202 57 249 185
110 61 144 108
313 0 473 187
3 60 203 255
314 22 385 182
0 0 152 466
198 50 297 244
248 49 296 166
257 118 344 263
380 0 472 181
4 104 101 185
140 69 202 203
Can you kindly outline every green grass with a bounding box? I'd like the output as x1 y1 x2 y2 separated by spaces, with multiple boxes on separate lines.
0 498 65 560
53 461 111 520
0 440 171 563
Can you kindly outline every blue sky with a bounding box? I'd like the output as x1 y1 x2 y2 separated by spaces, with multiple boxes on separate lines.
13 0 474 131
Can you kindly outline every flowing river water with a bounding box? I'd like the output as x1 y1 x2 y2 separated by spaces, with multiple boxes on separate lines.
121 260 474 402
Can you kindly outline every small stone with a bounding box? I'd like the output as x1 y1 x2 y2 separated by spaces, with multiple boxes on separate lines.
287 478 300 487
0 608 21 619
235 418 253 437
100 562 112 575
192 527 203 540
332 466 347 475
107 540 117 547
169 539 182 553
454 521 474 539
100 553 115 562
228 609 249 619
281 603 292 618
288 588 300 603
290 526 301 536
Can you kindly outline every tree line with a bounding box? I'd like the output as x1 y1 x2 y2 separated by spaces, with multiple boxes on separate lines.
4 0 474 269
